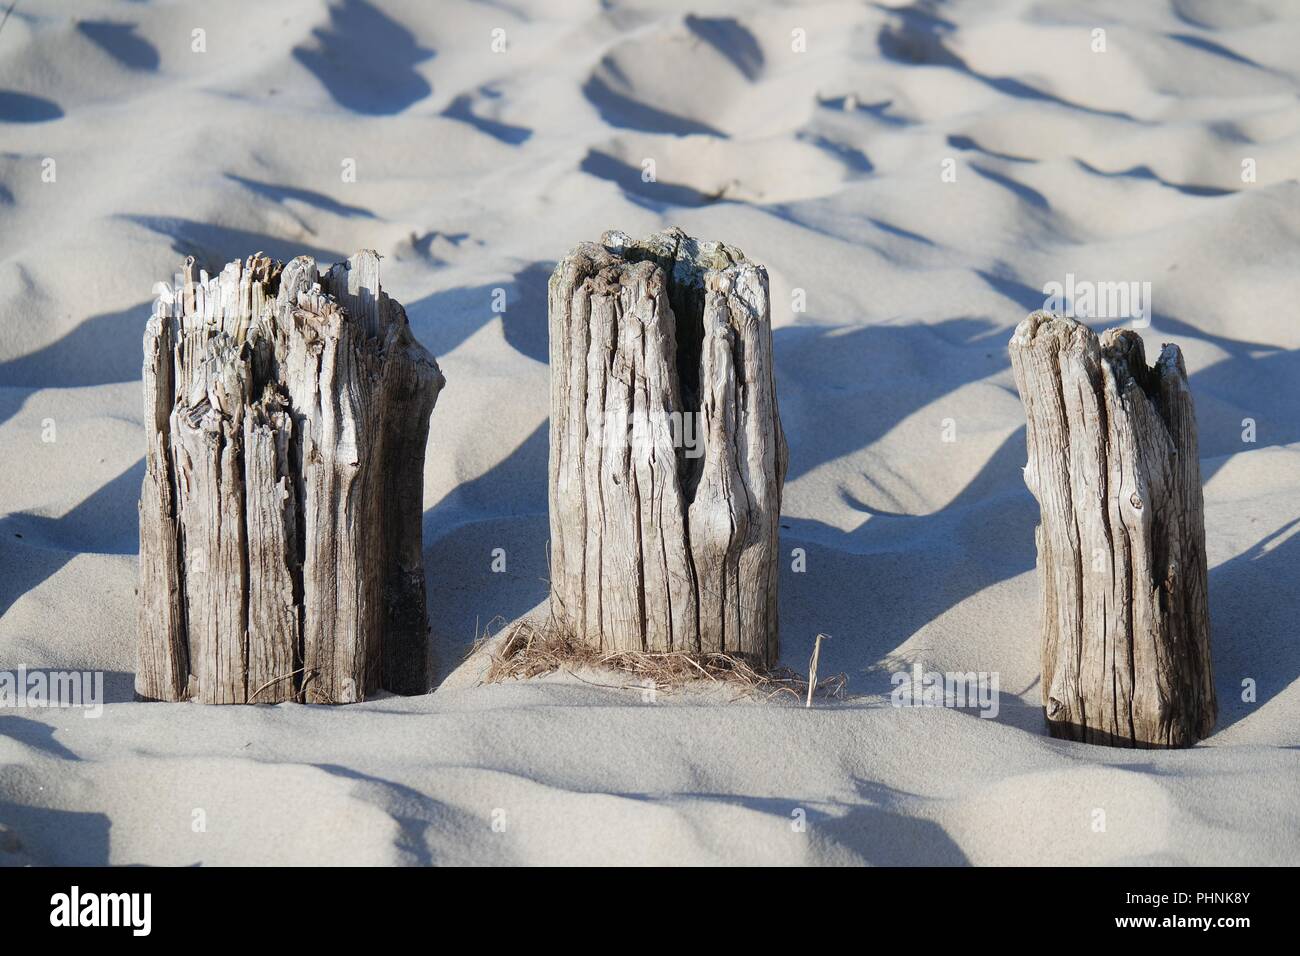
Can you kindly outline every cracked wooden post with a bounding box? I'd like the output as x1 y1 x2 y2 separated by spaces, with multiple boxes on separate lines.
548 227 787 667
136 251 444 704
1009 312 1215 747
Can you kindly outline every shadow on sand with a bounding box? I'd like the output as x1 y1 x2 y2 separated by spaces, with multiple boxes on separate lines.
292 0 434 115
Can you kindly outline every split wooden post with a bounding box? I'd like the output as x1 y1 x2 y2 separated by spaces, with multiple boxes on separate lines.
1009 312 1216 747
547 228 788 667
136 251 444 704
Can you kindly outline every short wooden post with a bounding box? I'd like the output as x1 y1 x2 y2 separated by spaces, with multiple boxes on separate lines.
547 228 787 666
136 251 444 704
1009 312 1216 747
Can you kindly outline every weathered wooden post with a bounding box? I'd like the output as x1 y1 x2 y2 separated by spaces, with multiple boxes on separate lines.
1009 312 1216 747
547 228 787 667
136 251 444 704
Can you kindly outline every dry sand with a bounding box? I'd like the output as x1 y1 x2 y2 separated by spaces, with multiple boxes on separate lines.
1 0 1298 865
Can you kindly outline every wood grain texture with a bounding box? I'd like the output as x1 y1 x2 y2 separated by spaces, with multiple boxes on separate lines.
243 393 299 703
1009 312 1216 747
136 251 444 704
548 228 787 666
136 311 189 701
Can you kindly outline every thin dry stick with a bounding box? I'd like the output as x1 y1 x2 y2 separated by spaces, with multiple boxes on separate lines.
806 633 829 708
0 2 19 40
248 667 309 703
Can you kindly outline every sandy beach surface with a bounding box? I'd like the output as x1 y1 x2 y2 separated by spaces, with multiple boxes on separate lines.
1 0 1298 865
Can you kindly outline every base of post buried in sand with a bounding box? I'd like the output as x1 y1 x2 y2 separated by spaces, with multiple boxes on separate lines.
472 617 846 703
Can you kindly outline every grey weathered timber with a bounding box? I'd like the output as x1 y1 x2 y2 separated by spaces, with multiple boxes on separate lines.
1009 312 1216 747
136 251 444 704
137 310 189 700
548 228 787 667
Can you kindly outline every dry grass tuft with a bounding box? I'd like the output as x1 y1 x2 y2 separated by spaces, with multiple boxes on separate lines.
469 616 848 704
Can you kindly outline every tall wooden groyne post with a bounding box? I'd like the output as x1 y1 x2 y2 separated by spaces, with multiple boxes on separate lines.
547 228 787 667
137 251 444 704
1009 312 1215 747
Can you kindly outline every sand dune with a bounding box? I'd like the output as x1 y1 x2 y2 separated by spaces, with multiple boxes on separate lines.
1 0 1298 865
